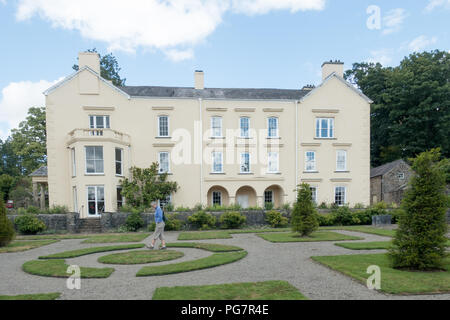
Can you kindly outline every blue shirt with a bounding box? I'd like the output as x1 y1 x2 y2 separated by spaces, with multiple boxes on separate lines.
155 206 163 223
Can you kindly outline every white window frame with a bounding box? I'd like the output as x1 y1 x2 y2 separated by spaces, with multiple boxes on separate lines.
310 187 318 204
316 118 334 139
71 148 76 177
267 152 280 173
157 116 170 137
240 117 250 138
305 151 317 172
211 117 223 138
115 148 123 176
85 146 104 175
334 186 347 206
72 186 78 213
87 185 105 216
212 191 222 206
158 152 170 174
267 117 279 138
212 151 224 173
336 150 347 172
240 152 251 173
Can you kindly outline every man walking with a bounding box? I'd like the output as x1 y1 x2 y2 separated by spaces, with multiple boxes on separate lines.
147 201 166 250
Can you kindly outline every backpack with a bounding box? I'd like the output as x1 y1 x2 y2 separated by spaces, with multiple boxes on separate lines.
162 209 167 223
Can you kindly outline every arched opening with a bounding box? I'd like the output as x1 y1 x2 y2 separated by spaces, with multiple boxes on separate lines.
235 186 257 209
264 185 285 209
207 186 230 207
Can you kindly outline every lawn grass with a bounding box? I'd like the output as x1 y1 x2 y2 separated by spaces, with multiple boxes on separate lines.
320 226 396 237
166 242 244 252
16 234 89 240
178 231 232 240
136 251 247 276
153 281 307 300
0 240 59 253
257 231 363 243
335 239 450 250
229 228 291 234
0 293 61 300
312 253 450 294
39 244 145 259
98 250 184 265
22 259 114 278
82 233 150 243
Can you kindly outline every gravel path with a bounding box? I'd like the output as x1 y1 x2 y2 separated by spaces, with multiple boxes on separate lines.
0 230 449 300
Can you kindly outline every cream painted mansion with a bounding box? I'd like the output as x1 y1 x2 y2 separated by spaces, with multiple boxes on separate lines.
37 52 372 218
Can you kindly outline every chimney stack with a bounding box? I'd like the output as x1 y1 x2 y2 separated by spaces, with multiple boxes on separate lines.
78 52 101 74
194 70 204 90
321 60 344 80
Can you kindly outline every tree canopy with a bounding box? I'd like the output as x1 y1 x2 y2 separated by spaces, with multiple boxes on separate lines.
345 50 450 167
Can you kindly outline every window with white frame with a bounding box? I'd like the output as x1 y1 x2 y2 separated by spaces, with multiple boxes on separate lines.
264 190 273 204
212 192 222 206
268 152 279 173
335 186 346 206
89 115 110 136
316 118 334 138
212 152 223 173
240 152 250 173
310 187 318 204
115 148 123 176
268 117 279 138
85 146 104 174
158 116 169 137
336 150 347 171
71 148 76 177
305 151 316 172
398 172 405 180
87 186 105 216
211 117 222 138
240 117 250 138
158 152 170 173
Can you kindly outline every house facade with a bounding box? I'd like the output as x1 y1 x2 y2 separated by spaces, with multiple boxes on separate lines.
44 52 372 218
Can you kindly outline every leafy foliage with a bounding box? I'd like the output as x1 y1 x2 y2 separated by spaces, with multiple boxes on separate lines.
389 149 448 270
15 214 46 235
0 198 15 246
265 210 288 228
188 211 217 230
291 184 319 236
125 212 144 232
0 174 15 201
120 163 178 208
219 212 246 229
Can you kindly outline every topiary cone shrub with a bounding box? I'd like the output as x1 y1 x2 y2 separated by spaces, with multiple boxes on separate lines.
291 183 319 237
0 198 16 246
388 149 449 271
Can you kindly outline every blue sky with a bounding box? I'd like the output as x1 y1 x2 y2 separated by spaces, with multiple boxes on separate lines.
0 0 449 139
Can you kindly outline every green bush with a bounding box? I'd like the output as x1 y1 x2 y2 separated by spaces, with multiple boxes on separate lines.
125 212 144 232
219 212 246 229
15 214 46 235
318 202 328 209
163 203 174 212
330 206 353 226
353 203 366 209
17 208 27 215
26 206 40 214
164 214 184 231
47 205 69 214
265 210 288 228
291 184 319 236
188 211 216 230
175 206 191 212
264 202 274 210
316 214 335 226
282 203 291 211
0 198 15 246
193 203 204 211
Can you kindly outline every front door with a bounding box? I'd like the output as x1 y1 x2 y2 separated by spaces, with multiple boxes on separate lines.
237 195 249 209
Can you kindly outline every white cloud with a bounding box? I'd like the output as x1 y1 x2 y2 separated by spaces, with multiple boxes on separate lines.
0 78 61 139
164 48 194 62
382 8 407 35
425 0 450 12
408 35 438 52
367 49 394 66
15 0 326 60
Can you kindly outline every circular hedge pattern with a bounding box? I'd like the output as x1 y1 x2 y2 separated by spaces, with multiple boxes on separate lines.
98 250 184 265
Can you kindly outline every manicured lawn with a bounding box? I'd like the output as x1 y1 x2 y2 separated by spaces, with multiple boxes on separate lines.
312 253 450 294
153 281 308 300
320 226 396 237
0 293 61 300
39 244 145 259
98 250 184 265
22 259 114 278
336 240 450 250
0 240 59 253
166 242 244 252
82 233 150 243
16 234 89 240
229 228 291 234
137 251 247 277
178 231 232 240
257 231 363 243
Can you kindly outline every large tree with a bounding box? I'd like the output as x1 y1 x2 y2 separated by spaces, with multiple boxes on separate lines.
73 48 126 87
345 50 450 167
10 107 47 175
0 138 21 176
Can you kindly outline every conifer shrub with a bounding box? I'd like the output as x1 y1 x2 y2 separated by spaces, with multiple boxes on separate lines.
0 198 15 246
291 183 319 236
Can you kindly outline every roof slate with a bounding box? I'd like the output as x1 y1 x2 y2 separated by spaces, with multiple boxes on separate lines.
29 166 48 177
370 159 406 178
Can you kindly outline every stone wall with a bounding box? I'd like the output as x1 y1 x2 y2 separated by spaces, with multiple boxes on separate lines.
8 214 70 232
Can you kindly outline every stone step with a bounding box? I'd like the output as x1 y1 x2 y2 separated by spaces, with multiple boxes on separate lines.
77 219 102 233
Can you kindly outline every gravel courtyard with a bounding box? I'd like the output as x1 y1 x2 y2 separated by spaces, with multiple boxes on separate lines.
1 230 449 300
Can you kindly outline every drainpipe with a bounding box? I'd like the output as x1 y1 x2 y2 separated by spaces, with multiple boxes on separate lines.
295 100 299 191
199 98 203 206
